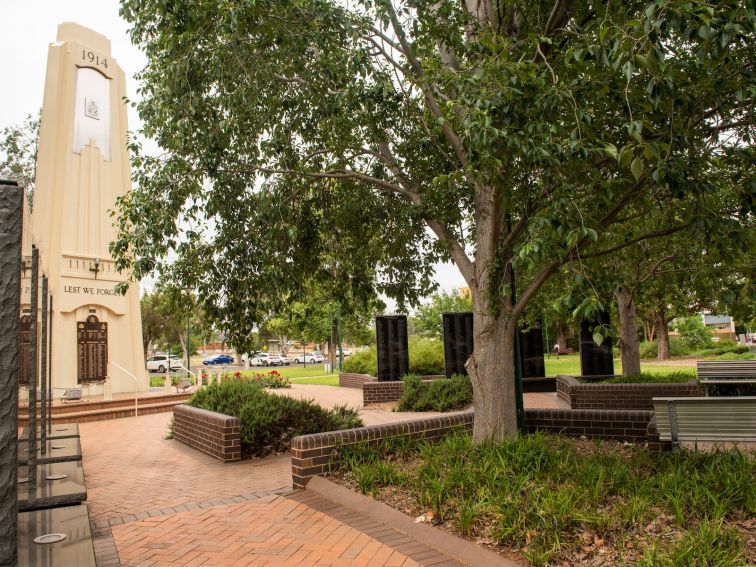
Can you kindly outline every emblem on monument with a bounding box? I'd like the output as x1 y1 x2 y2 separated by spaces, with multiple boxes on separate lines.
84 97 100 120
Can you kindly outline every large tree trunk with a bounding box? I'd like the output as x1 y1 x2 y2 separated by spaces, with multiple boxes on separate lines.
615 284 641 377
466 289 519 443
655 305 671 360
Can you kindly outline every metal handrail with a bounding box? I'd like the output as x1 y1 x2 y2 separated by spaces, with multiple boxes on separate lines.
108 360 139 417
173 363 198 389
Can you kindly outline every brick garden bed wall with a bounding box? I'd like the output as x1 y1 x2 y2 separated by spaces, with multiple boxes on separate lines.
338 373 376 389
556 375 701 410
291 408 656 488
362 376 446 406
173 404 241 462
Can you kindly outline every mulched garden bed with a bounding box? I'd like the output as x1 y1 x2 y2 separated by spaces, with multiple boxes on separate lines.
326 433 755 566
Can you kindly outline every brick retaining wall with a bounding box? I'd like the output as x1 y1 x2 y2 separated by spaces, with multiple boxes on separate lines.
338 373 376 389
556 375 701 410
291 407 656 488
173 404 241 462
362 376 446 405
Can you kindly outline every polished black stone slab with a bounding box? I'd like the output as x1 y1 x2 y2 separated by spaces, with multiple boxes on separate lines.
19 424 80 441
18 438 82 465
18 505 96 567
17 461 86 512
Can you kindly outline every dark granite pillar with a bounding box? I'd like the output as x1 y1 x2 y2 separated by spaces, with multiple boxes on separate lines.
27 246 39 491
40 276 48 451
0 180 23 566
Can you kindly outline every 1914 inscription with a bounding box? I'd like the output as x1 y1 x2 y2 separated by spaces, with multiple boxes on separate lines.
77 314 108 383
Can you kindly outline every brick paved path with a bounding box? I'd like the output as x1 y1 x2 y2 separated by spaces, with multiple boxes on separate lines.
80 409 478 566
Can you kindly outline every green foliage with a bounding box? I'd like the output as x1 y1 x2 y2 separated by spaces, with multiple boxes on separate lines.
593 371 695 384
408 338 445 375
342 338 445 376
340 432 755 565
413 291 472 339
397 375 473 412
0 112 39 208
117 0 755 439
342 346 378 375
674 317 714 349
640 337 751 359
188 380 362 457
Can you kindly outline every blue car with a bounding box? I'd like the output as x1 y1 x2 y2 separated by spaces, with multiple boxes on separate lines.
202 354 235 365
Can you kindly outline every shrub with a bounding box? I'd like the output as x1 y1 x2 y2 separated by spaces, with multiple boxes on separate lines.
674 317 713 349
639 337 696 358
397 374 473 412
222 369 291 388
342 346 377 375
598 371 696 384
188 380 362 457
408 337 445 375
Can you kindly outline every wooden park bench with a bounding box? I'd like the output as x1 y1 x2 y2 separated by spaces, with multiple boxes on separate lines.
697 360 756 396
652 396 756 447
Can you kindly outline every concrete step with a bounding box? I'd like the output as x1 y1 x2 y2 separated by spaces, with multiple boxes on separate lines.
19 399 186 425
20 392 191 415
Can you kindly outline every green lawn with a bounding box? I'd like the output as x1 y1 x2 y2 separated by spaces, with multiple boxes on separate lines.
544 355 695 376
289 375 340 386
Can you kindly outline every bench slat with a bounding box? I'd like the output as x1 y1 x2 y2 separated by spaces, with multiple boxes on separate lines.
653 396 756 442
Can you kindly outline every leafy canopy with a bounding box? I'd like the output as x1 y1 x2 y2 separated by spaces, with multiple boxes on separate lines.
116 0 754 342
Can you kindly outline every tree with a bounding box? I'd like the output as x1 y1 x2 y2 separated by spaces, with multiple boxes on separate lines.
413 290 473 339
140 284 205 365
0 113 39 208
116 0 755 441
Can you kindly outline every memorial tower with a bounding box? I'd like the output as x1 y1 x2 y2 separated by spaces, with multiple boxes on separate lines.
31 23 147 397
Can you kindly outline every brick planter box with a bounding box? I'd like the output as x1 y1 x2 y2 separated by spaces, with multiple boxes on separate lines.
362 376 446 406
291 407 656 488
338 373 376 389
173 404 241 462
556 375 701 410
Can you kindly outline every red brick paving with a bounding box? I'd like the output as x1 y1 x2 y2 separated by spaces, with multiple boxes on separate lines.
80 408 476 566
111 496 422 567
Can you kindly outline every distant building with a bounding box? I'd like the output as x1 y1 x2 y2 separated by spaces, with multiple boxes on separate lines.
702 314 736 342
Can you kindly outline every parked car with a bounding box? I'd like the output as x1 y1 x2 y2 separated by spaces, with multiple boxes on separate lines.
202 354 234 365
340 349 352 357
252 352 272 366
241 353 263 366
293 352 324 364
269 354 291 366
146 354 181 373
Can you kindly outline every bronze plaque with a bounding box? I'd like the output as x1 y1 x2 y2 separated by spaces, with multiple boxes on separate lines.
20 315 32 386
77 315 108 383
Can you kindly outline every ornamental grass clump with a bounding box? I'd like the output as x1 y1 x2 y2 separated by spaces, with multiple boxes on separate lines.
188 380 362 458
338 431 755 566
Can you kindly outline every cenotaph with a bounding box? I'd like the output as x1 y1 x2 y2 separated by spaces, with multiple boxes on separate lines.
31 23 147 397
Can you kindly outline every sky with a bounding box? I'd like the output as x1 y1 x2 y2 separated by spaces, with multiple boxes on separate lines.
1 0 468 302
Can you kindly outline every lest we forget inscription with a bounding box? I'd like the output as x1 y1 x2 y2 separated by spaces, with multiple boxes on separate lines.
77 314 108 382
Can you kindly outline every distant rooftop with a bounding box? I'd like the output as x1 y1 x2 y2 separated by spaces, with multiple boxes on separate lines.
704 314 732 325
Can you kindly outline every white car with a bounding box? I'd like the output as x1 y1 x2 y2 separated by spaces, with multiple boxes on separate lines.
293 353 324 364
242 353 267 366
146 354 181 373
269 354 291 366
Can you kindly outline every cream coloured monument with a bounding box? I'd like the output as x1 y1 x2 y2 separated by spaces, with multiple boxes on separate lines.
31 23 148 398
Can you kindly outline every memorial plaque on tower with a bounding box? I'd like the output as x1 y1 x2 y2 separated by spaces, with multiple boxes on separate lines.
19 315 32 386
376 315 409 381
442 312 474 377
519 328 545 378
580 312 614 376
77 315 107 382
